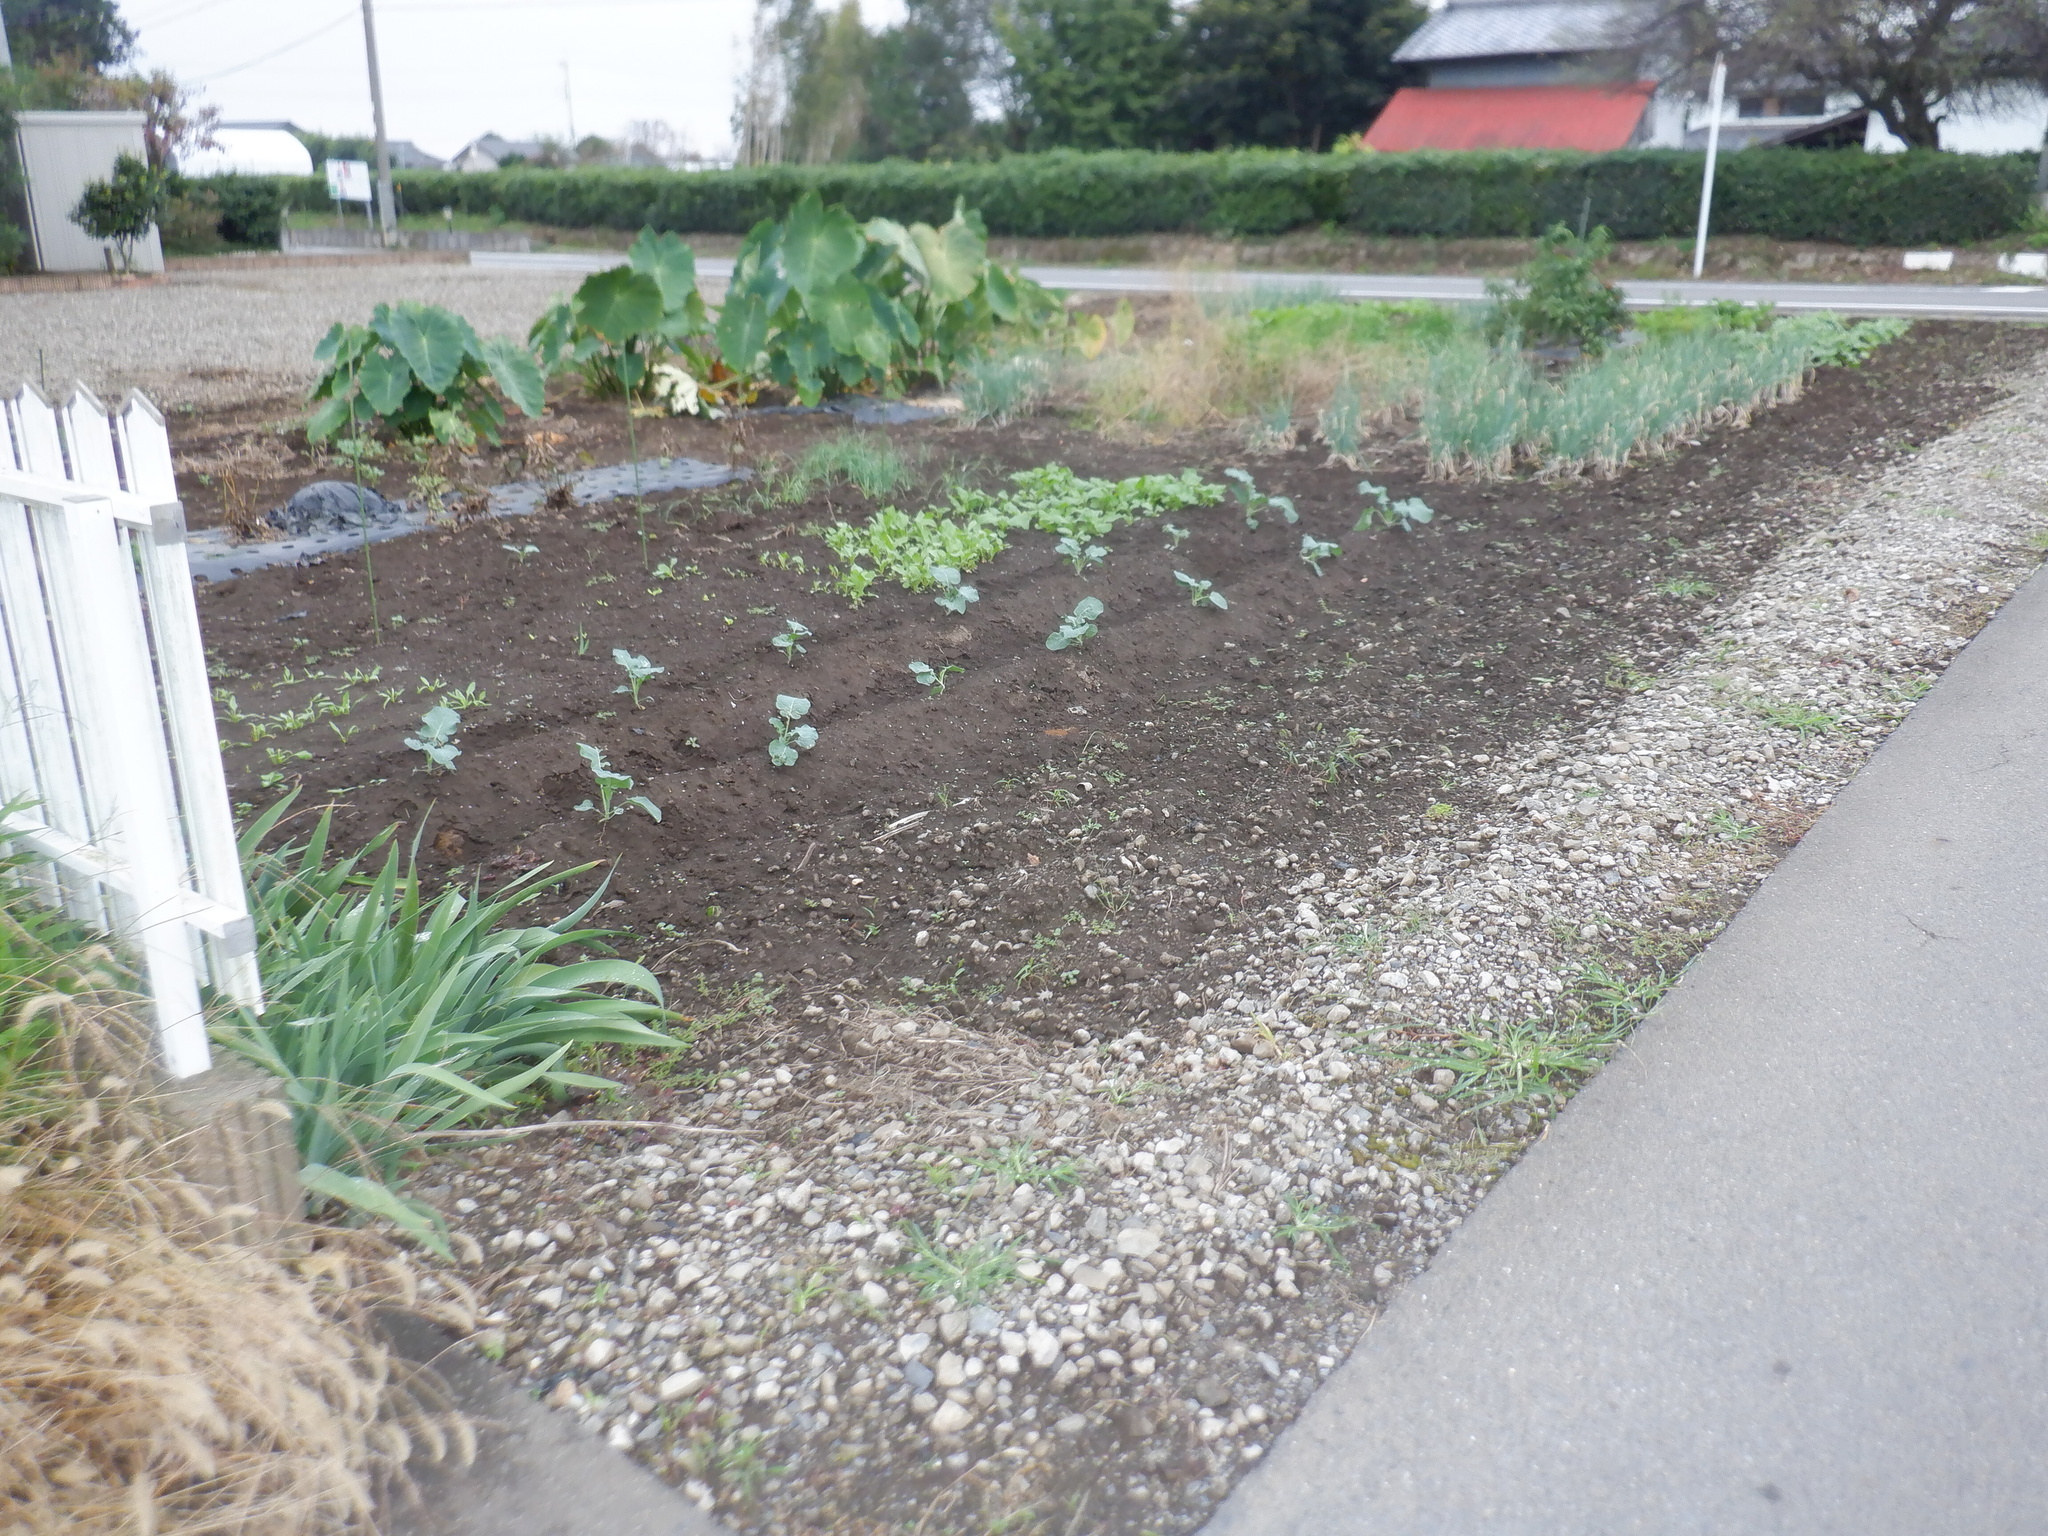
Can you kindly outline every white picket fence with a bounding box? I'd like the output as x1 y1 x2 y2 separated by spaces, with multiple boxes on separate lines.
0 382 260 1077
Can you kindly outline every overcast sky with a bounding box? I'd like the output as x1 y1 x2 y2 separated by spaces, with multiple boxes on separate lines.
125 0 907 160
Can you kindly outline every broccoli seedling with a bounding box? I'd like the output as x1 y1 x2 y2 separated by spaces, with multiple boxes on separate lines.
501 542 538 564
1299 533 1341 577
768 694 819 767
612 648 664 708
403 705 461 771
1054 535 1107 575
1045 596 1104 651
574 741 661 823
771 619 812 665
1355 479 1434 534
1163 522 1191 549
909 661 964 697
1224 467 1298 530
1174 571 1228 610
929 565 980 615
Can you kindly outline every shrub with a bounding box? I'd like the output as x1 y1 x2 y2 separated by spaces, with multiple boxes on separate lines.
308 300 546 447
68 151 167 272
220 799 681 1241
1485 224 1629 355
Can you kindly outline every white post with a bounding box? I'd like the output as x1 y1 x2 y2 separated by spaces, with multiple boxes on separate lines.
1692 53 1728 280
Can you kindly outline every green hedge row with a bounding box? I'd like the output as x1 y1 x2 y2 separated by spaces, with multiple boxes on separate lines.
203 147 2033 251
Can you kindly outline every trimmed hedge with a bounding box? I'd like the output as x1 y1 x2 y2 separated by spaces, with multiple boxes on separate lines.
202 147 2032 252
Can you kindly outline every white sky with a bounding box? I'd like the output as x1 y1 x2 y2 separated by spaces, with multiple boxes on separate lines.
126 0 907 162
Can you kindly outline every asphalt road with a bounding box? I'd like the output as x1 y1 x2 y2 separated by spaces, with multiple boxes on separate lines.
469 249 2048 321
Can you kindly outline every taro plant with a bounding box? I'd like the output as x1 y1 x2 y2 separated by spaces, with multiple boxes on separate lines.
1356 480 1435 533
931 565 979 614
1223 467 1297 530
909 661 963 696
403 705 461 771
1174 572 1228 610
575 742 662 823
771 619 813 665
768 695 819 767
1299 534 1341 577
612 648 665 708
222 795 678 1251
1045 596 1103 651
308 301 546 449
1055 535 1107 575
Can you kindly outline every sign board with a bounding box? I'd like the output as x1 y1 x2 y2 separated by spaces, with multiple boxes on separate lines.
325 158 372 203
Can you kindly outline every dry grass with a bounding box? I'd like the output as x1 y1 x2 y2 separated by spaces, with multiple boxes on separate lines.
1068 289 1442 448
1 984 477 1535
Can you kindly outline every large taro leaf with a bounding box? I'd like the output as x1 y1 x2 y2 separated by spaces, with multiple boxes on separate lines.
574 266 665 346
984 263 1021 324
781 191 864 298
812 274 896 372
628 228 701 316
778 321 841 405
715 289 775 377
909 211 986 308
373 302 472 396
305 391 356 444
862 217 928 286
357 346 415 416
477 335 546 418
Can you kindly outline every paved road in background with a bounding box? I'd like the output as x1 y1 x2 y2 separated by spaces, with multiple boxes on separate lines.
1198 565 2048 1535
469 249 2048 320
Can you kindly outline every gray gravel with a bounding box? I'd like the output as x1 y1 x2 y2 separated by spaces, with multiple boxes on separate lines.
0 263 576 410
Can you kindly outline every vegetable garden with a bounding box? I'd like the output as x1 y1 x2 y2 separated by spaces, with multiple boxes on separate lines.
159 202 2048 1534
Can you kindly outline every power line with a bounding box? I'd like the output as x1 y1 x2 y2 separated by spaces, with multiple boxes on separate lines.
188 8 358 84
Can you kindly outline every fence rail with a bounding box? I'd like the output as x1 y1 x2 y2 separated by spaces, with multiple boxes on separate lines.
0 382 259 1077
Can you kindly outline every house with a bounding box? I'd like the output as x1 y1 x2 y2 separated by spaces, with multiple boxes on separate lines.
1366 0 2046 155
448 133 548 172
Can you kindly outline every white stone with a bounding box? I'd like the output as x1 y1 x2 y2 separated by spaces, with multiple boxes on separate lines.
583 1338 616 1368
1113 1226 1162 1259
861 1280 890 1310
898 1331 932 1363
1025 1327 1062 1368
934 1351 967 1389
658 1368 707 1401
929 1399 973 1436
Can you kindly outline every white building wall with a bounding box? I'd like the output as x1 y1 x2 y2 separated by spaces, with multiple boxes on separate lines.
14 112 164 274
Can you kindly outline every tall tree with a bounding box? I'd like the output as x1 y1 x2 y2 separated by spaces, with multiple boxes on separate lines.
1179 0 1422 149
786 0 872 162
999 0 1185 150
0 0 133 71
1634 0 2048 149
863 0 990 160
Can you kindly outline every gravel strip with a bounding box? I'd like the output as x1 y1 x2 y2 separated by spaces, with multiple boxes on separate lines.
0 264 577 410
405 345 2048 1535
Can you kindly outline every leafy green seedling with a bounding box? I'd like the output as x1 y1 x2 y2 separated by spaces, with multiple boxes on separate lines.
771 619 812 665
1163 522 1191 549
1054 535 1107 575
1174 571 1228 610
403 706 461 771
769 694 818 767
1299 534 1341 577
572 625 590 656
1356 479 1434 533
612 648 664 708
652 557 680 579
1224 467 1298 529
502 542 538 564
575 741 661 823
1045 596 1104 651
909 661 963 696
930 564 979 615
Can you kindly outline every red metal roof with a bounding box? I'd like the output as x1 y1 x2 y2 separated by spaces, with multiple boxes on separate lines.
1362 83 1656 152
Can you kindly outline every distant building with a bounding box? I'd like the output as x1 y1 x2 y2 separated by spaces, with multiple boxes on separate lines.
1366 0 2044 154
178 121 317 177
385 141 445 170
448 133 548 172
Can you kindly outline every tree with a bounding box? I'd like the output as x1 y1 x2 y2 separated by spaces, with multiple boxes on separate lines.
1636 0 2048 149
862 0 991 160
0 0 134 70
1179 0 1423 149
1000 0 1186 150
69 149 164 272
786 0 872 162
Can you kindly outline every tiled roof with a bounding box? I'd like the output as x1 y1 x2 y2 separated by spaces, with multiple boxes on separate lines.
1362 82 1654 150
1393 0 1638 63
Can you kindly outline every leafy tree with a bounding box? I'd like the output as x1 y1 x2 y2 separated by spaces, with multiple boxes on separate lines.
1635 0 2048 149
0 0 135 70
1000 0 1186 150
1179 0 1423 149
863 0 991 160
786 0 872 162
68 149 164 271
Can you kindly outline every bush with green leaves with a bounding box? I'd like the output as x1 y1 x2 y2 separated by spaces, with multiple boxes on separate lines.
716 191 1062 404
308 301 545 448
1484 223 1628 356
219 797 678 1249
68 152 168 273
530 228 713 404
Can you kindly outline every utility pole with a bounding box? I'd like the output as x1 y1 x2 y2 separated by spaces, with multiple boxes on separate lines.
1691 53 1727 280
562 62 576 156
360 0 397 246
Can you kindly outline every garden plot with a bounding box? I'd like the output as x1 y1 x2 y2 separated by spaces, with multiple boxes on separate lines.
178 319 2047 1536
